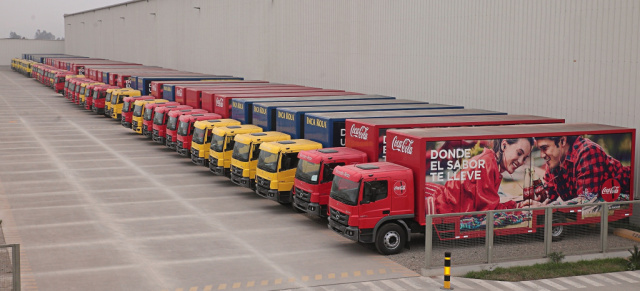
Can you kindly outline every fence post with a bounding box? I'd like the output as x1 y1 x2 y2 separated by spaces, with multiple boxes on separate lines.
425 215 433 269
601 203 609 253
544 207 552 256
12 244 20 291
486 210 494 264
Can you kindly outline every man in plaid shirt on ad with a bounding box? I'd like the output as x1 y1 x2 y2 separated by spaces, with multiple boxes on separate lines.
535 135 631 205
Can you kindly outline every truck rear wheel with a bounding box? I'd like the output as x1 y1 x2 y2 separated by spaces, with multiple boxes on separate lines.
375 223 406 255
551 214 566 242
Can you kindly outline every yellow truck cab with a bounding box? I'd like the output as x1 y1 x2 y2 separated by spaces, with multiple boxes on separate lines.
103 88 124 117
190 119 242 167
80 82 103 106
207 125 263 175
230 132 291 189
255 139 322 204
111 89 142 119
132 99 169 134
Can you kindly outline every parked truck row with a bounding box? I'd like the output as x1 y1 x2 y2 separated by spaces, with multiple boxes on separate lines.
15 54 635 256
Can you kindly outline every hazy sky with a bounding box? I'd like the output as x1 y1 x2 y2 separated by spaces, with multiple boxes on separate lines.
0 0 129 39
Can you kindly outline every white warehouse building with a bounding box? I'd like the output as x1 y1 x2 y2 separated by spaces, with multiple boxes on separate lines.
65 0 639 201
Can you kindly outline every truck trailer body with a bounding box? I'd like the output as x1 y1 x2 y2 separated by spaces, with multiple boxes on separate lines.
345 115 565 162
183 85 323 110
252 99 427 131
162 81 271 101
211 91 361 119
276 104 464 139
232 94 395 125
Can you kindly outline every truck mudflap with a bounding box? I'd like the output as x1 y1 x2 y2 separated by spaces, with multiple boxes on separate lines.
328 218 361 242
230 172 254 189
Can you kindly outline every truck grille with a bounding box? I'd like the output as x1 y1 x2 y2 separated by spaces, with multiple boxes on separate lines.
153 129 159 137
143 124 148 132
231 165 242 176
192 149 199 157
177 141 184 148
329 208 349 225
132 121 138 129
166 135 172 142
256 176 270 188
294 187 310 201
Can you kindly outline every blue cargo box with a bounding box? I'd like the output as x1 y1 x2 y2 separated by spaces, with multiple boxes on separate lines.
252 99 427 130
134 76 243 95
275 103 463 139
232 94 395 125
304 109 505 147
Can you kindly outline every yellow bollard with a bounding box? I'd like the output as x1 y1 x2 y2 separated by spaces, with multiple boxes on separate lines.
442 252 453 290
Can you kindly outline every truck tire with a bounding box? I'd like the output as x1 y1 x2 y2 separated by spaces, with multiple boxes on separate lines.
375 223 406 255
551 214 566 242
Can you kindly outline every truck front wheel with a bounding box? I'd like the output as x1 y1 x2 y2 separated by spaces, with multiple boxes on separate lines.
375 223 406 255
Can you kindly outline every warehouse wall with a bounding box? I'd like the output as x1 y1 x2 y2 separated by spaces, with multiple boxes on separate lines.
0 39 65 65
65 0 640 204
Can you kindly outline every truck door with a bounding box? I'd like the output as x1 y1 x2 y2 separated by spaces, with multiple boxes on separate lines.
359 179 390 230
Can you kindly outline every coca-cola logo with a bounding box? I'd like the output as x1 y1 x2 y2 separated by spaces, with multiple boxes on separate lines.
393 180 407 196
216 98 224 108
176 89 183 97
600 179 621 202
349 125 369 140
390 136 414 154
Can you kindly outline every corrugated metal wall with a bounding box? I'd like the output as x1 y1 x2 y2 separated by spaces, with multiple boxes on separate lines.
0 39 65 65
65 0 640 200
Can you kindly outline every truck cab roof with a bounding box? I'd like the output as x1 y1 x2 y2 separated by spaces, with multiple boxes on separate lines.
234 131 291 144
259 139 322 153
211 125 262 136
334 162 411 182
193 118 239 129
298 147 369 164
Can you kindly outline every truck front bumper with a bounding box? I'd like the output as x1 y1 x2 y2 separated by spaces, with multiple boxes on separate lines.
152 131 165 145
263 189 292 204
328 218 359 242
191 153 207 166
176 144 190 157
293 197 326 217
121 116 131 128
230 173 254 189
142 125 153 139
166 137 176 150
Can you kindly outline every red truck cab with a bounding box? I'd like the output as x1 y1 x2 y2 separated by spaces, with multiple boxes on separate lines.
293 148 368 217
162 109 207 147
54 72 72 93
121 96 156 128
152 108 201 144
91 85 120 115
142 102 186 138
176 113 223 157
328 162 415 255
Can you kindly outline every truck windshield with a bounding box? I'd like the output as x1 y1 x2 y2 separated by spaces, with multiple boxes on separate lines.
257 150 278 173
210 134 225 152
133 104 143 117
330 176 360 206
295 160 321 184
153 112 164 125
143 108 154 121
105 92 112 103
80 87 85 95
167 116 179 130
193 128 207 144
177 121 190 136
232 142 250 162
122 101 131 113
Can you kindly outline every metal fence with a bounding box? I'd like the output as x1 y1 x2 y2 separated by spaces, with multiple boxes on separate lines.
0 245 20 291
425 201 640 268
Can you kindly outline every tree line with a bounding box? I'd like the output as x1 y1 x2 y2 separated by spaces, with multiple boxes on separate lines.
9 30 64 40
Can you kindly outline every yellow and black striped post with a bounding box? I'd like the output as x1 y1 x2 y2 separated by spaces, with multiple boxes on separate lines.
443 252 453 290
